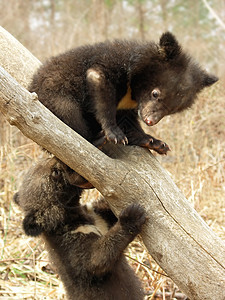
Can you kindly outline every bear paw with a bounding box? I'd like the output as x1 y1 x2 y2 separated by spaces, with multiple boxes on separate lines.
119 203 147 234
141 136 170 155
104 126 128 145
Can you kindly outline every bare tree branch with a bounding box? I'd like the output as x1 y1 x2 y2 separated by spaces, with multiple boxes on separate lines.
0 26 41 88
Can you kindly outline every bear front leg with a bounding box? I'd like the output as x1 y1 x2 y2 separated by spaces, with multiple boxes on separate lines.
88 203 146 277
86 68 128 145
116 110 170 155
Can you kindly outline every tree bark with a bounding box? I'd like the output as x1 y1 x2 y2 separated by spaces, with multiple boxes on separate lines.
0 26 41 89
1 26 225 300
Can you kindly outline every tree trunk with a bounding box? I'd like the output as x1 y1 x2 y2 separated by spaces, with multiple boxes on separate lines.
0 26 41 89
1 26 225 300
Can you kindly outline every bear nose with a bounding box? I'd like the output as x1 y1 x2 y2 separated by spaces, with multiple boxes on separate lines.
145 118 153 126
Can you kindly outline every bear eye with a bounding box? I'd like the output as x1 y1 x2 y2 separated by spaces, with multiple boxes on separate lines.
52 169 62 180
151 89 160 99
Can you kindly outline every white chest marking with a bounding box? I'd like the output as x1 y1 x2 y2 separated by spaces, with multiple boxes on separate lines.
73 203 109 236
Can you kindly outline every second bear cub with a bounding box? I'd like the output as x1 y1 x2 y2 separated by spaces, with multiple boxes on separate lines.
14 157 146 300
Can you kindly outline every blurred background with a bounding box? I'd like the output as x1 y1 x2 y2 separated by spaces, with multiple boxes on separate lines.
0 0 224 299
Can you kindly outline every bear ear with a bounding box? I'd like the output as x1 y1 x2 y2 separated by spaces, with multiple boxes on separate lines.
159 32 181 60
202 73 218 87
23 212 43 237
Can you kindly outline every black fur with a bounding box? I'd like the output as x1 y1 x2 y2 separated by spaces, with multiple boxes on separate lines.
14 157 146 300
29 32 218 154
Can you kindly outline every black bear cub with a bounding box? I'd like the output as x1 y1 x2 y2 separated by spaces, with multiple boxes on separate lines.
14 157 146 300
30 32 218 154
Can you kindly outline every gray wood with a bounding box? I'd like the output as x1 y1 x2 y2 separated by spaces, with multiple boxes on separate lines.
0 26 41 89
